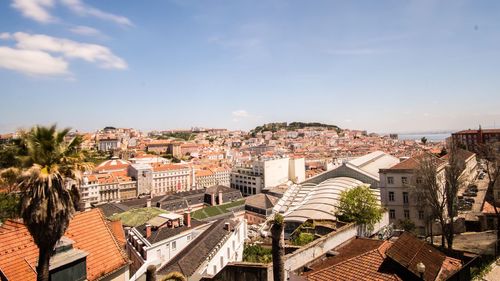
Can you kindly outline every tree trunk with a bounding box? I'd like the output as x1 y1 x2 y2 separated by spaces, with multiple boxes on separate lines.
447 222 454 250
439 219 445 248
36 247 51 281
271 221 285 281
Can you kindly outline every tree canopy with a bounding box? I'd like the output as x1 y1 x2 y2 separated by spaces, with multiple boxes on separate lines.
335 185 384 229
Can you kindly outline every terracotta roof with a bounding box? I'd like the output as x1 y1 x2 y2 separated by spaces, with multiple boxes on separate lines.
0 209 129 281
152 163 189 172
383 154 445 172
95 158 131 172
386 232 446 281
108 220 126 248
305 240 401 281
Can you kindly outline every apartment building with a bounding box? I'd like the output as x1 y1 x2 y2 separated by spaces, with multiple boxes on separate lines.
151 163 193 195
230 156 305 196
451 127 500 152
195 166 231 188
379 155 447 236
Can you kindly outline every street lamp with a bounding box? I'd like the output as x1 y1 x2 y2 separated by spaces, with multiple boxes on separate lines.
416 262 426 280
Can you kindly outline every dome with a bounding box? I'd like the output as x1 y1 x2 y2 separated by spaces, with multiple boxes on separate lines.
95 157 131 173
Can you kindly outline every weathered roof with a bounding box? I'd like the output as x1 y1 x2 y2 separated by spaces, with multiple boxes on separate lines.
386 232 450 281
136 219 206 244
305 239 400 281
157 219 233 278
245 193 279 210
0 209 129 281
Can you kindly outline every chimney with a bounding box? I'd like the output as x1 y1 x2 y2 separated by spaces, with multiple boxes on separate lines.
218 190 223 205
211 193 216 206
146 224 151 238
224 222 231 231
147 198 151 208
184 211 191 228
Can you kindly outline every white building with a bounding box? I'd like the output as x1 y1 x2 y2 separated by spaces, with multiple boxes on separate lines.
379 155 447 236
231 156 305 196
156 218 247 280
127 212 210 280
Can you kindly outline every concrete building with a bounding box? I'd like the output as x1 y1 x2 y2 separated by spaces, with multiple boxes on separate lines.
129 163 153 195
230 157 305 196
98 137 120 152
195 166 231 188
379 155 447 236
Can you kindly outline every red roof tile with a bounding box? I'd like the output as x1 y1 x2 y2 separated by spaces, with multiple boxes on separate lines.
0 209 129 281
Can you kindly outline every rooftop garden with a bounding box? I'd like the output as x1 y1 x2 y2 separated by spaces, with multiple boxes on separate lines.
109 207 167 227
191 200 245 220
243 244 272 263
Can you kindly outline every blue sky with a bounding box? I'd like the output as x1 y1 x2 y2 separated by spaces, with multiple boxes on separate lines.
1 0 499 134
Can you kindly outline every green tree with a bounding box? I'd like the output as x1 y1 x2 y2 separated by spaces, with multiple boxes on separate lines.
18 125 92 281
0 193 20 222
292 232 314 246
421 137 428 145
398 218 416 233
0 167 21 193
335 185 384 231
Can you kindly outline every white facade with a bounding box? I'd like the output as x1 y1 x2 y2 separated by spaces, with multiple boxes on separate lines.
201 220 247 277
231 157 306 196
127 223 210 281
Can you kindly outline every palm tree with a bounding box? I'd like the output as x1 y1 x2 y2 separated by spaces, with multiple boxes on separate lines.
271 213 285 281
18 125 91 281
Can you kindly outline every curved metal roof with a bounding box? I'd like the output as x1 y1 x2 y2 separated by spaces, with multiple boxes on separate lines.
281 177 381 223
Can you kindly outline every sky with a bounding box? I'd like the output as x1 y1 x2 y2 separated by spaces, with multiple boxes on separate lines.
1 0 500 134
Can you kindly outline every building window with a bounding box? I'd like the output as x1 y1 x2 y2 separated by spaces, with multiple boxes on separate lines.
187 234 191 241
220 256 224 268
227 247 231 259
418 210 425 220
403 192 409 204
213 265 217 274
388 177 394 184
172 241 176 250
388 192 395 202
404 209 410 219
402 177 408 185
389 209 395 219
416 177 422 184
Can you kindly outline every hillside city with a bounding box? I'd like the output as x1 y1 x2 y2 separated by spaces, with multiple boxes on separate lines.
1 124 500 281
2 1 500 281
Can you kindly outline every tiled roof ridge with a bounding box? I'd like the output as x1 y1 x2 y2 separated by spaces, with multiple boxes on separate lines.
158 220 227 275
310 246 383 277
94 209 129 264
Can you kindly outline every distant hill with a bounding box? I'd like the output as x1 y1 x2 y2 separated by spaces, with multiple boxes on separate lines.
250 122 341 134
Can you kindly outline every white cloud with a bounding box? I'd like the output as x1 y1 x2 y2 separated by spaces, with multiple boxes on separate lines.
232 110 250 118
0 33 12 40
0 32 127 76
0 46 68 75
10 0 132 27
11 32 127 69
69 25 105 38
60 0 133 26
11 0 55 23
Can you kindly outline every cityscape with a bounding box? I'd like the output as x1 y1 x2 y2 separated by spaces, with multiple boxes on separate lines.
1 1 500 281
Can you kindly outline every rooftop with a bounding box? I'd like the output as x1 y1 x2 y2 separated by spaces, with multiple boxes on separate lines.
0 209 129 281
